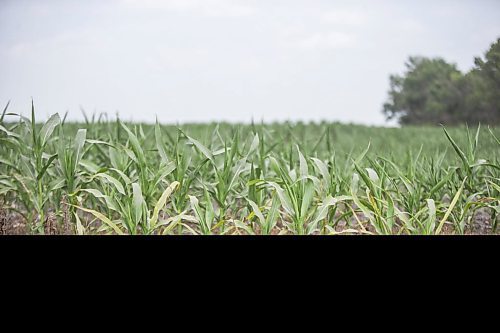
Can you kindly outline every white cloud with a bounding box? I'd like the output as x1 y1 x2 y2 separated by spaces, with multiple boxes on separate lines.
239 57 262 72
321 9 368 26
146 47 210 71
398 19 426 34
295 31 356 49
121 0 255 17
4 29 97 58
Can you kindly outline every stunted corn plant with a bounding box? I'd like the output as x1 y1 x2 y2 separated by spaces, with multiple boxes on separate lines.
0 102 499 235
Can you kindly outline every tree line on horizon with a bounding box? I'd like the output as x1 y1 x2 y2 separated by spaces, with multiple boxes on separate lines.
383 38 500 126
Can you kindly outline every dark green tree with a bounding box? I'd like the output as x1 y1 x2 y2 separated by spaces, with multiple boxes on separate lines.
383 38 500 125
465 38 500 124
383 57 465 125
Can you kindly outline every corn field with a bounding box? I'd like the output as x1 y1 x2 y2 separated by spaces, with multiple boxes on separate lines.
1 102 499 235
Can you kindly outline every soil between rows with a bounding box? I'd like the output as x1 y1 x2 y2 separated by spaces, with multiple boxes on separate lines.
1 207 497 235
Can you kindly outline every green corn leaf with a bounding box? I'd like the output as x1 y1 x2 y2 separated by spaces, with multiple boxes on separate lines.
155 120 169 163
307 195 352 234
355 141 371 165
311 158 330 182
37 153 58 180
354 163 377 196
0 125 20 138
31 99 37 146
79 188 119 212
95 173 125 195
79 159 100 174
248 199 265 225
487 180 500 193
132 182 145 223
442 126 469 169
74 129 87 166
120 122 146 166
296 145 309 178
264 194 281 234
109 168 132 185
39 113 61 147
300 179 315 219
267 181 294 216
247 133 260 156
73 205 124 235
150 181 180 229
429 167 457 197
204 187 215 230
86 139 115 148
154 161 177 187
186 135 214 164
80 188 107 198
49 179 65 192
488 126 500 146
0 100 10 123
426 199 436 234
436 178 466 234
189 195 209 234
0 158 20 172
386 193 395 232
74 212 85 235
365 168 380 184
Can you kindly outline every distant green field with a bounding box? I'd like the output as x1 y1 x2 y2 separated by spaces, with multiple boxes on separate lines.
1 109 499 234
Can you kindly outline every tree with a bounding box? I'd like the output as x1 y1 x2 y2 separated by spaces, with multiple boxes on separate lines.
466 38 500 124
383 57 465 125
382 38 500 125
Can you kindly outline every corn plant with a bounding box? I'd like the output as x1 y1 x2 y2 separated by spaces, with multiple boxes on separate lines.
1 104 499 235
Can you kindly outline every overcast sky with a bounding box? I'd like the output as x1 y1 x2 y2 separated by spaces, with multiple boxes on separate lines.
1 0 499 125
